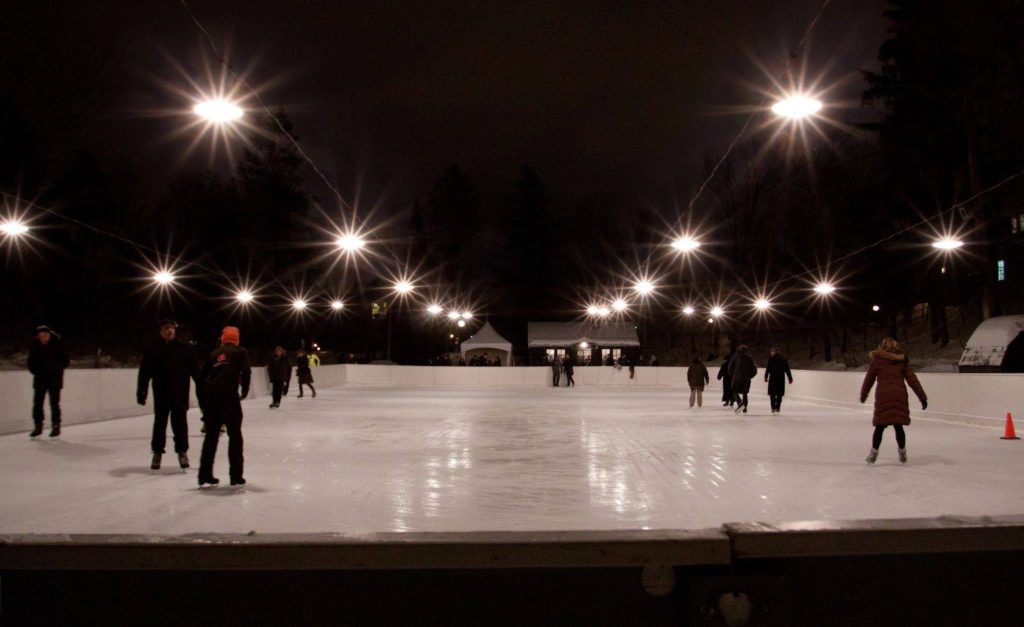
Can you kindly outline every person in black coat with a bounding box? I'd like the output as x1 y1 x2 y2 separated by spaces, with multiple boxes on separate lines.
563 356 575 387
716 352 735 407
137 319 200 469
728 345 758 414
764 348 794 414
295 349 316 398
27 325 70 438
267 345 292 408
197 326 252 487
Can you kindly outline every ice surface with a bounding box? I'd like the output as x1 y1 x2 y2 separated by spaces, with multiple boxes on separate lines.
1 387 1021 534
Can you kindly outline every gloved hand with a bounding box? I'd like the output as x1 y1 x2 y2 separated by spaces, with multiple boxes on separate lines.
922 400 928 410
137 394 146 406
860 396 867 404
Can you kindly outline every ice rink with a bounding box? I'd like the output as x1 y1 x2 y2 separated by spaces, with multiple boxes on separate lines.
1 386 1021 535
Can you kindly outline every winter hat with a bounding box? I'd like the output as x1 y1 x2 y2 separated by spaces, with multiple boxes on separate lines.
35 325 53 334
220 326 240 346
158 318 178 329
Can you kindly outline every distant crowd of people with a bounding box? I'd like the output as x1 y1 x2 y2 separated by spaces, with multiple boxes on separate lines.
428 352 502 366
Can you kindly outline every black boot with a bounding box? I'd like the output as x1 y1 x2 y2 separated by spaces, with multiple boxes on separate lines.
151 453 162 470
30 424 43 438
178 452 190 469
230 477 246 487
198 475 220 487
49 425 61 437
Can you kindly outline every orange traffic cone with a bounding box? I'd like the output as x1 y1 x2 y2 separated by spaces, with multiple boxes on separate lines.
1001 413 1020 440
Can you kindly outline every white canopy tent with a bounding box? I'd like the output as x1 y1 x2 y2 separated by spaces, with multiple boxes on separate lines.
959 315 1024 371
527 321 640 348
460 321 514 366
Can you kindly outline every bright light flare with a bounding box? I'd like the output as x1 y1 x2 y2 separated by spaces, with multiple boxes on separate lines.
335 232 367 253
393 280 414 295
612 298 629 312
632 279 655 297
671 236 701 253
457 319 466 328
152 270 176 285
597 306 611 317
292 299 308 311
872 305 881 312
813 282 837 296
771 94 823 120
0 220 29 236
586 305 600 316
710 306 725 318
461 311 472 320
932 237 964 251
754 298 771 311
331 300 344 311
682 306 695 316
193 99 243 123
427 304 444 315
235 290 255 304
447 311 461 320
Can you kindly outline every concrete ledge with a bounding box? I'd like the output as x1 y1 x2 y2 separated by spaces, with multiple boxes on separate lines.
726 515 1024 559
0 529 731 571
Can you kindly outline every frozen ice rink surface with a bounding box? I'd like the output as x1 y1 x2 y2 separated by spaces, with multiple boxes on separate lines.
1 386 1021 535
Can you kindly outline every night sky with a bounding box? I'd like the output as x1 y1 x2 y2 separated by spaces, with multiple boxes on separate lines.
3 0 887 215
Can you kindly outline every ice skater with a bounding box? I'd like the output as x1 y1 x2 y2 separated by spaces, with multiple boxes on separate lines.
563 356 575 387
27 325 70 438
764 348 793 414
267 345 291 408
295 349 316 398
860 338 927 464
137 319 200 470
687 354 709 408
197 326 251 487
551 355 562 387
729 345 757 414
717 352 734 407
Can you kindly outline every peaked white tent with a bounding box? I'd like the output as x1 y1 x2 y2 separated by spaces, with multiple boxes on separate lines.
460 321 514 365
959 315 1024 372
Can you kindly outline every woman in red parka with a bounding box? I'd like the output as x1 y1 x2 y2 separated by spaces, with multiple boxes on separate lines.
860 338 928 464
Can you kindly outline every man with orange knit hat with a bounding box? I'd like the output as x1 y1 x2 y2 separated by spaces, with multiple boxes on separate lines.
197 326 252 487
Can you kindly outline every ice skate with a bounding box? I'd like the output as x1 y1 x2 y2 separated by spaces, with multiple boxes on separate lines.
865 449 878 464
49 425 61 437
734 405 742 414
198 475 219 487
742 407 747 414
30 425 43 438
230 478 246 488
178 452 190 469
151 453 162 470
898 448 908 464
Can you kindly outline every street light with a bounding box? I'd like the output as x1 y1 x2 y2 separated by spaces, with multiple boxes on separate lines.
152 270 176 285
872 305 881 312
612 298 629 313
0 219 29 236
771 94 822 120
932 237 964 251
597 306 611 317
754 298 771 311
235 289 255 304
427 304 443 315
193 99 243 123
335 232 367 253
447 310 461 320
331 299 344 311
682 305 695 316
393 280 414 295
671 236 701 253
292 298 307 311
457 319 466 328
813 282 836 296
632 279 655 297
710 306 724 318
461 311 473 320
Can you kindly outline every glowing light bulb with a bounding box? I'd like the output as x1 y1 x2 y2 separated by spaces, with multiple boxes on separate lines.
932 237 964 251
393 280 414 294
682 306 695 316
193 99 243 123
153 271 175 285
457 319 466 328
671 236 701 252
814 282 836 296
754 298 771 311
292 299 307 311
632 280 655 296
0 220 29 236
427 304 443 315
331 300 344 311
771 94 822 119
612 298 629 312
335 232 367 252
710 306 724 318
235 290 254 304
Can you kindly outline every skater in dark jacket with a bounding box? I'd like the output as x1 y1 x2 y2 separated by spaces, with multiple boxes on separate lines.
860 338 927 465
137 319 200 470
27 325 70 438
563 357 575 387
687 355 710 408
267 346 291 408
728 345 757 413
197 326 252 487
295 349 316 398
716 353 735 407
764 348 794 414
550 356 562 387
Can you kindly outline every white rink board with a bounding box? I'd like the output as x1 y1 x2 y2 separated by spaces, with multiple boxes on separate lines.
3 364 1023 435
